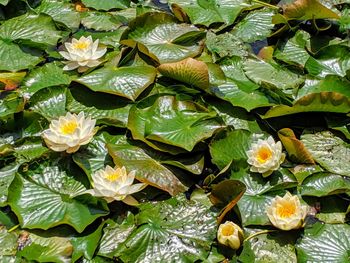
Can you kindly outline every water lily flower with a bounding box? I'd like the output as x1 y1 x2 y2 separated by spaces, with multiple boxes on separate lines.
59 36 106 72
86 165 147 205
246 136 285 177
42 112 96 153
217 221 244 250
266 192 308 231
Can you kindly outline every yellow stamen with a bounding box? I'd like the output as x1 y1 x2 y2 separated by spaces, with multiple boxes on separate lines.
105 171 122 182
277 202 296 218
60 121 78 135
257 147 272 163
221 224 235 236
73 41 89 50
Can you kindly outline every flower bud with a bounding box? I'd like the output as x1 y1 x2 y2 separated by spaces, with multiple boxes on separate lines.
217 221 244 250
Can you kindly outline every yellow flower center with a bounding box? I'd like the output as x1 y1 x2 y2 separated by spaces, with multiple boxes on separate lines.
73 41 89 50
105 171 122 182
221 224 235 236
60 121 78 135
257 147 272 163
277 202 296 218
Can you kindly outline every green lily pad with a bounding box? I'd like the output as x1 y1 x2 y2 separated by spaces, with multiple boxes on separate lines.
0 40 42 71
122 12 204 63
76 65 157 101
35 0 81 30
232 9 275 43
29 86 67 120
209 129 251 169
296 223 350 262
0 163 18 206
300 173 350 197
263 92 350 118
0 13 62 48
99 195 217 263
128 96 222 152
22 62 71 97
169 0 252 27
8 162 108 232
82 0 130 11
18 232 73 262
301 131 350 177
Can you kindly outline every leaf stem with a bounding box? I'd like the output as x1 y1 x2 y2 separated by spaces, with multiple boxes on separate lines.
251 0 280 10
8 224 19 233
244 229 277 241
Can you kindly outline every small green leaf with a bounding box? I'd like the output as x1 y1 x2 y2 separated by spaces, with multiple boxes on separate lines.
0 40 42 71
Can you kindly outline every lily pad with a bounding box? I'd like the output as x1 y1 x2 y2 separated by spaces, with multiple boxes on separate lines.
301 131 350 177
122 12 204 63
296 223 350 262
8 163 108 232
76 65 157 101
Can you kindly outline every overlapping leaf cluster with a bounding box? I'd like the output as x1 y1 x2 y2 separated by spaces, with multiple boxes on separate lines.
0 0 350 262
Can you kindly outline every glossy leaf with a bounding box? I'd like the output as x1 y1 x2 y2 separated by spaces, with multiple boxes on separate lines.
169 0 252 27
81 0 130 11
264 92 350 118
0 40 42 71
76 65 157 101
123 12 203 63
0 13 62 47
210 129 251 169
99 195 217 263
296 223 350 262
300 173 350 197
8 164 108 232
301 131 350 177
22 62 71 97
128 96 222 152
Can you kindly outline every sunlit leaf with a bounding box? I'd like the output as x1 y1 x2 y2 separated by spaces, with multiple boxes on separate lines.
158 58 209 90
278 128 314 164
264 92 350 118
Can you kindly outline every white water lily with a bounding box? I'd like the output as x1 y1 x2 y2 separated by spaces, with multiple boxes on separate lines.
246 136 285 177
42 112 96 153
266 192 308 231
87 165 147 205
59 36 106 72
217 221 244 250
